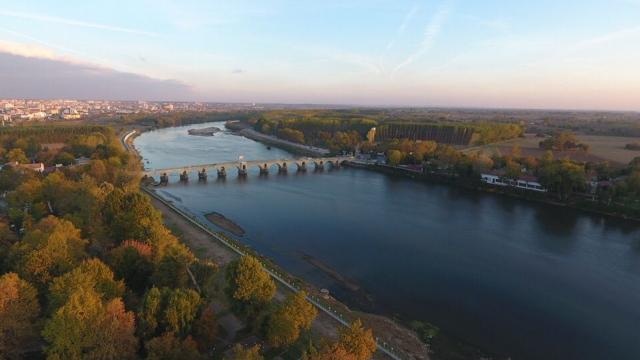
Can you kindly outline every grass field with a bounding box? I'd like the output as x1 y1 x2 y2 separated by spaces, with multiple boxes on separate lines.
464 134 640 166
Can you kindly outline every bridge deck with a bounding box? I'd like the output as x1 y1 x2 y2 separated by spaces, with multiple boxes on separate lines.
144 156 353 176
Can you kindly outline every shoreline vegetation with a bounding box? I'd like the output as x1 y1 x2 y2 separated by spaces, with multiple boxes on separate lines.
205 211 245 236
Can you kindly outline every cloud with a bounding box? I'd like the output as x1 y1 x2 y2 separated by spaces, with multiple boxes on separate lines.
0 40 58 60
0 51 195 100
570 25 640 52
386 4 420 50
0 10 156 36
392 2 452 76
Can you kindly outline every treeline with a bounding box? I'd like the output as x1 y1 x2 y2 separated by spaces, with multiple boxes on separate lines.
121 111 254 129
249 110 523 153
0 125 126 168
0 126 378 359
376 138 640 217
375 123 476 145
252 111 376 153
539 131 589 151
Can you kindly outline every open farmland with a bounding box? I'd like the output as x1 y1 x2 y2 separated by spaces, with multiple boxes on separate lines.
463 133 640 166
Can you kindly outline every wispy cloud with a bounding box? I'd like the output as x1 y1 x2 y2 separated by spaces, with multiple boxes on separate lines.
0 26 90 62
0 10 157 36
392 2 452 76
570 25 640 52
386 4 420 50
327 51 383 75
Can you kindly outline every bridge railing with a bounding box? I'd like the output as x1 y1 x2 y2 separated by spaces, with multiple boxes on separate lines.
142 186 408 360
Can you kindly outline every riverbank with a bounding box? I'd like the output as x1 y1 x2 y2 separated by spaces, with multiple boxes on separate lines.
143 186 428 360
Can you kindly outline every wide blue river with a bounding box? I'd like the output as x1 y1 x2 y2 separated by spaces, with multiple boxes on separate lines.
135 122 640 360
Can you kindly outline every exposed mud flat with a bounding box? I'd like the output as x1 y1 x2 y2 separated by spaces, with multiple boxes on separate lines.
205 211 245 236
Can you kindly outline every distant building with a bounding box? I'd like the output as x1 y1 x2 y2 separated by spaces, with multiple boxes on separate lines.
59 107 81 120
4 162 45 173
481 171 546 192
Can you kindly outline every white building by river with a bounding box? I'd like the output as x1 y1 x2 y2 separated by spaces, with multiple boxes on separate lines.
481 171 546 192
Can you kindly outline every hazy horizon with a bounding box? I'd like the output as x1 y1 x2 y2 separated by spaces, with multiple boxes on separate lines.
1 1 639 111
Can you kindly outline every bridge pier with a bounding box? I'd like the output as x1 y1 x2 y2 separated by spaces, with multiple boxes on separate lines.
198 168 207 181
314 160 324 171
277 162 288 174
259 163 269 175
237 164 248 177
296 161 307 172
159 173 169 186
217 166 226 178
179 171 189 182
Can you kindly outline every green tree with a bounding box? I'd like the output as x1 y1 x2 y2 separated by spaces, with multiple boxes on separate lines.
47 258 125 312
8 216 87 287
387 150 403 166
145 332 203 360
224 344 263 360
138 287 202 339
108 240 154 293
267 291 317 347
6 148 28 163
42 288 137 360
226 255 275 307
102 189 163 243
0 273 41 359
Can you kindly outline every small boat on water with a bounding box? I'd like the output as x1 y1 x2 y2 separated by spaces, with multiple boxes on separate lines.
267 146 272 150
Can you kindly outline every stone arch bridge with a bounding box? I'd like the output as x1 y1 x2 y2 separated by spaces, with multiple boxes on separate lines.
144 156 353 183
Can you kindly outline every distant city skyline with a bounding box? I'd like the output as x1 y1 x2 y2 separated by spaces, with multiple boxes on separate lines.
1 1 639 111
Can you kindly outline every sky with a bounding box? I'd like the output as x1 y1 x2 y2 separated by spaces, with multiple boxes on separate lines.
0 0 639 110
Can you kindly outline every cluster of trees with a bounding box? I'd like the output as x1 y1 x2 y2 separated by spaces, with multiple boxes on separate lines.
252 111 375 153
250 110 523 154
539 131 589 151
0 127 217 359
224 255 377 359
0 125 379 359
0 125 120 167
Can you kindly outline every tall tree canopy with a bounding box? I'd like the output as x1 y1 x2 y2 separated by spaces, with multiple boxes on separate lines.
226 255 275 306
267 291 317 347
0 273 41 359
42 288 137 360
8 216 87 287
138 287 202 339
145 332 203 360
47 258 124 312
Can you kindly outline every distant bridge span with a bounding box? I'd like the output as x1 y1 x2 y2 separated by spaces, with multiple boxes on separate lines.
144 156 354 179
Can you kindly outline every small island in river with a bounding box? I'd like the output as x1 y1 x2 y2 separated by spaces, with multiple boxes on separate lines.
205 211 245 236
188 127 221 136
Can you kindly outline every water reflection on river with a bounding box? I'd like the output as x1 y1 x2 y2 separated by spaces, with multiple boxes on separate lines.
136 122 640 360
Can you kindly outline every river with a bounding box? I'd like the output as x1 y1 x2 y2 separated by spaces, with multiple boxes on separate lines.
135 121 640 360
